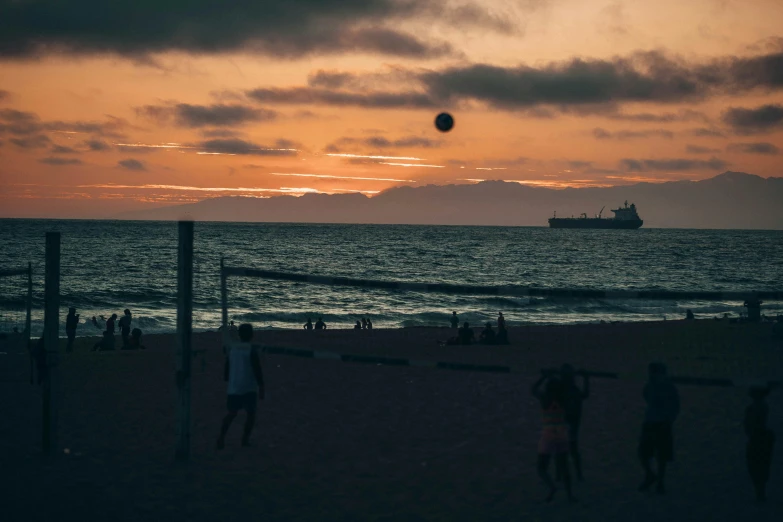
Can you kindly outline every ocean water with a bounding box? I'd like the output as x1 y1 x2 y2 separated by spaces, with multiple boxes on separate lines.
0 219 782 337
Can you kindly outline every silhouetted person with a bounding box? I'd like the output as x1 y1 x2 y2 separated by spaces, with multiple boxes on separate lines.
119 309 132 347
558 364 589 482
531 372 575 503
217 323 264 450
745 386 775 502
685 309 694 320
744 298 762 322
479 322 496 344
450 311 459 329
126 328 145 350
496 325 509 345
638 362 680 494
458 322 475 345
367 318 373 330
106 313 117 336
498 312 506 330
354 321 362 330
66 307 79 353
92 330 115 352
91 316 99 328
229 321 237 331
361 317 367 330
315 317 326 330
304 318 313 330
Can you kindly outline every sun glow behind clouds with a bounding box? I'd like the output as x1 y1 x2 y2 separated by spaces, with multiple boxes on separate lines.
379 162 444 168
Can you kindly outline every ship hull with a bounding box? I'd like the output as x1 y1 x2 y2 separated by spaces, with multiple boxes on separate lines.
548 218 643 229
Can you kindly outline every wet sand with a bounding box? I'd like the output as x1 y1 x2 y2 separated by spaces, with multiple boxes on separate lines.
1 321 782 521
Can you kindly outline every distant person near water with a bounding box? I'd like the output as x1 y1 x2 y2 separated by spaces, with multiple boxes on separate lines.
531 371 576 503
685 309 695 320
479 322 496 344
457 322 475 345
744 298 762 322
304 318 313 330
361 318 367 330
745 386 775 502
106 313 117 336
557 364 589 482
217 323 264 450
354 321 362 330
498 312 506 330
450 311 459 329
638 362 680 494
315 317 326 330
119 309 132 347
66 307 79 353
367 318 373 330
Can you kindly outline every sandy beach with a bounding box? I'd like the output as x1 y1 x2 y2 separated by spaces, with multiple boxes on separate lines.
1 321 782 522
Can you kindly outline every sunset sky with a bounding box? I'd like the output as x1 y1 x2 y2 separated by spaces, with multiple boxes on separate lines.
1 0 781 218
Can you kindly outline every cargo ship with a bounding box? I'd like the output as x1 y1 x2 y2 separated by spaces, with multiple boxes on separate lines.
548 201 643 229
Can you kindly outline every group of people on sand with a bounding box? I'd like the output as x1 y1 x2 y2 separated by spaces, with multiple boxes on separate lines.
78 308 144 352
531 361 775 503
444 311 509 346
215 322 776 503
303 317 328 330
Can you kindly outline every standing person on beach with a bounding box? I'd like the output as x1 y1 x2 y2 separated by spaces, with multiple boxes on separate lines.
217 323 264 450
106 313 117 337
498 312 506 330
361 317 367 330
304 318 313 330
531 371 576 503
65 307 79 353
118 309 132 348
367 318 373 330
450 311 459 329
744 386 775 502
557 364 589 482
638 362 680 494
315 317 326 330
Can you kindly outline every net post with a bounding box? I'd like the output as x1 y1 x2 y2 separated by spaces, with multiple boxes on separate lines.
220 257 228 329
25 262 32 343
43 232 60 457
175 221 194 462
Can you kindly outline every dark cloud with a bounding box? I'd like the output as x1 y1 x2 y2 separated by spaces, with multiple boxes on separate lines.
242 164 265 169
201 129 242 138
620 157 728 172
246 87 436 109
726 142 780 155
118 159 146 171
9 134 50 149
0 89 9 101
116 145 157 154
689 127 725 138
246 49 782 111
568 161 593 169
85 139 112 151
686 145 721 154
137 103 277 128
364 135 440 148
0 108 128 138
51 145 78 154
0 1 493 59
592 128 673 140
197 138 298 156
39 157 82 166
722 104 783 134
274 138 300 149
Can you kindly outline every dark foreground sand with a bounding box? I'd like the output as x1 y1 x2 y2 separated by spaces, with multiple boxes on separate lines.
1 321 782 522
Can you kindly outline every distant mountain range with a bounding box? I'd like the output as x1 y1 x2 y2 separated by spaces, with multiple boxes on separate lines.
117 171 783 229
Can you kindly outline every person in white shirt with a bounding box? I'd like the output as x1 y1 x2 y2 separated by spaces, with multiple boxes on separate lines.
216 323 264 450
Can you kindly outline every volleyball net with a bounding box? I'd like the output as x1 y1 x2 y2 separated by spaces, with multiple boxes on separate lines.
218 260 783 389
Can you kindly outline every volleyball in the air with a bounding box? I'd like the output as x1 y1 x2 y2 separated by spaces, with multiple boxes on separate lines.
435 112 454 132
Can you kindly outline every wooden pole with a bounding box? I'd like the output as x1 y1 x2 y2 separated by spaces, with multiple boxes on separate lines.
220 257 228 329
27 262 33 385
43 232 60 456
175 221 194 462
